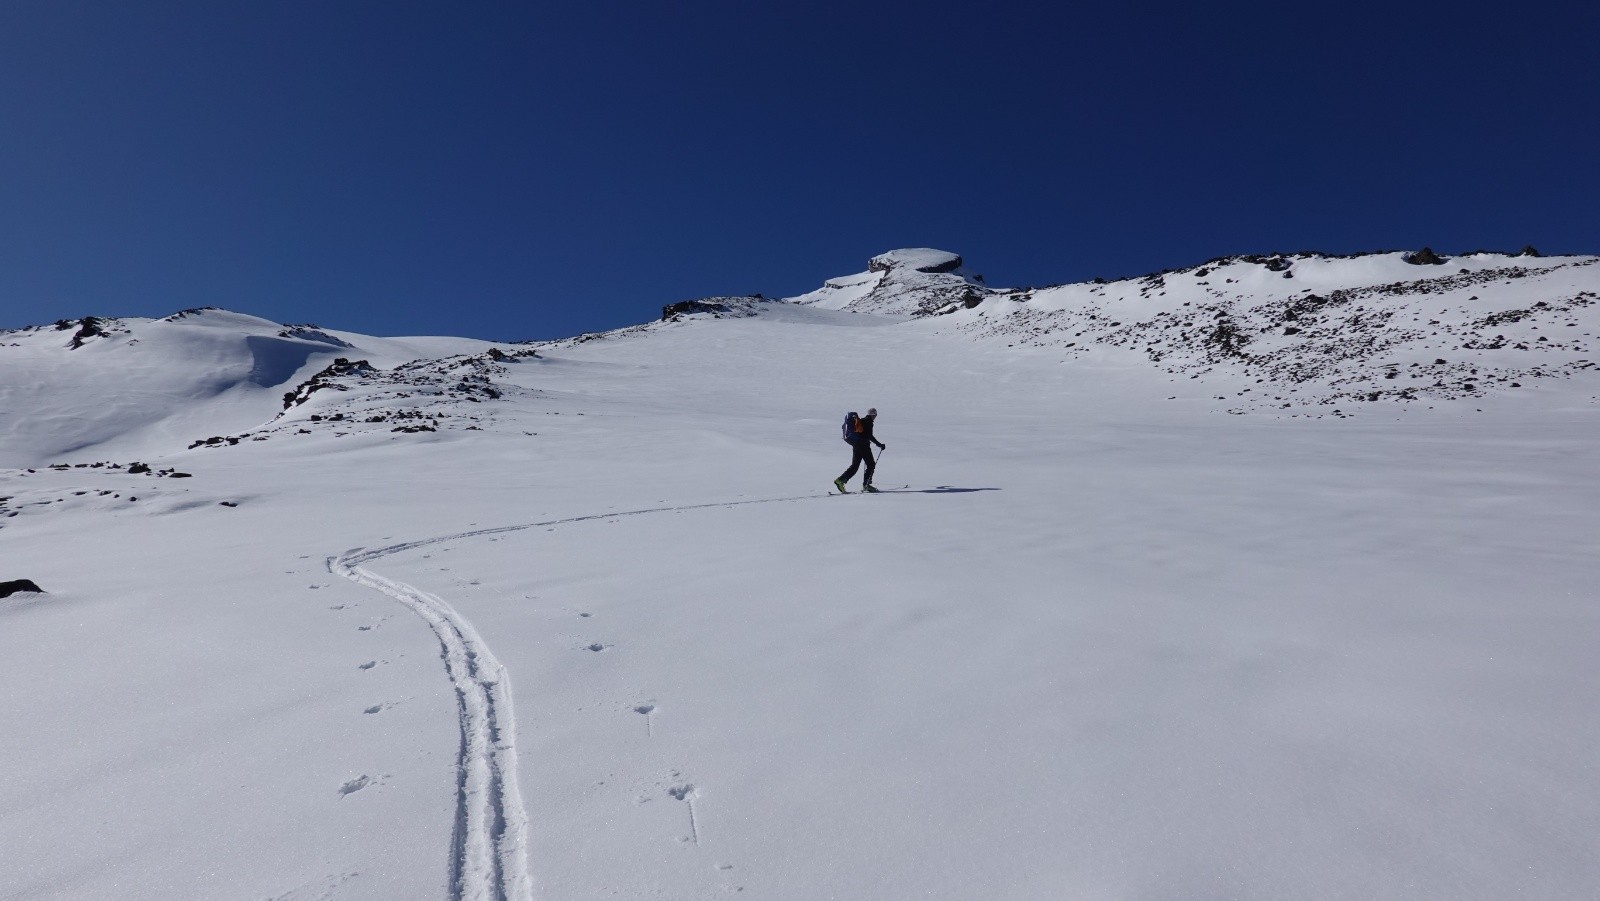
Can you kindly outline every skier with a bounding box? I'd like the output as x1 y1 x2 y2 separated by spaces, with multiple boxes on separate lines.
834 407 886 493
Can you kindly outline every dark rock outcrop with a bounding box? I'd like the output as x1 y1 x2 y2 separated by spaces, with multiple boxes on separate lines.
0 579 44 598
278 325 355 348
160 307 223 322
1404 247 1447 265
281 358 379 410
660 296 770 322
662 300 732 320
69 317 108 348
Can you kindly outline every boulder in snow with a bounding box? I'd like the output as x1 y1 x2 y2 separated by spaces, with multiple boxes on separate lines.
0 579 44 598
1404 247 1447 265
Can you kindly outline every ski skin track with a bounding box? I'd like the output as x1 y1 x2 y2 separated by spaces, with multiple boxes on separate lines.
330 550 531 901
328 491 831 900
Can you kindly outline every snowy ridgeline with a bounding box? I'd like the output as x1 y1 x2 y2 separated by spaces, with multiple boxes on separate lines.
3 249 1598 467
786 246 1600 414
3 249 1600 900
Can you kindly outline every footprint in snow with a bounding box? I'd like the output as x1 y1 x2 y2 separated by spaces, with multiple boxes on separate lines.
634 703 656 736
338 776 370 796
357 661 377 670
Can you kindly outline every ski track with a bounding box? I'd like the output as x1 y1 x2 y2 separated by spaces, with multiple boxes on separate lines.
328 492 825 901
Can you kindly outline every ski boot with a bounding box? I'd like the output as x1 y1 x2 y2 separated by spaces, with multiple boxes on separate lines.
862 483 881 493
833 478 849 493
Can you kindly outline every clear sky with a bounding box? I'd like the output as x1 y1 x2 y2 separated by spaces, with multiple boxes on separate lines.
3 1 1595 340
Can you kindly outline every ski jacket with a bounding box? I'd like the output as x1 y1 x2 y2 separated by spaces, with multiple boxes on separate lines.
851 416 883 449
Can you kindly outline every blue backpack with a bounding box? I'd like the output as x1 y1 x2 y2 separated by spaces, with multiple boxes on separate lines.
841 411 860 443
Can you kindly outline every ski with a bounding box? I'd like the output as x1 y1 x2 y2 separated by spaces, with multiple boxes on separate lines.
829 484 909 495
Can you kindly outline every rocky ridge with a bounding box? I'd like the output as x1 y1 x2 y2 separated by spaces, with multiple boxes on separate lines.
927 250 1598 415
527 245 1600 418
184 347 541 450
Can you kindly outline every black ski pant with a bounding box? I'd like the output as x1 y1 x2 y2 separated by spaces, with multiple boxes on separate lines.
839 442 875 486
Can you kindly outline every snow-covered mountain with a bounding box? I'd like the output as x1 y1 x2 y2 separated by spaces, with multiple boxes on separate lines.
3 248 1599 900
6 248 1596 469
0 308 499 468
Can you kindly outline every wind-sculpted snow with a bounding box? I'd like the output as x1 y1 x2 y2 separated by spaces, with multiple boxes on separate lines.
0 308 498 466
788 247 989 316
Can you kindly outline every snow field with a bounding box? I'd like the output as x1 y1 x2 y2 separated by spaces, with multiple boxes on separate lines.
3 270 1599 898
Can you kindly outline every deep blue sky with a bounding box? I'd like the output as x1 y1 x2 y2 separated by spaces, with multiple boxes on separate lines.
3 1 1596 340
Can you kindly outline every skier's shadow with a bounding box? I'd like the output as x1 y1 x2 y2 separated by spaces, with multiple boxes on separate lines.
885 486 1001 494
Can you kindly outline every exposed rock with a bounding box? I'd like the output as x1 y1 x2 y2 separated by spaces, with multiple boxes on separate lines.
661 296 770 322
927 249 1599 415
160 307 223 322
486 347 540 363
68 317 108 349
1404 247 1447 265
281 358 380 410
278 325 355 348
662 299 732 320
0 579 43 598
1203 317 1251 358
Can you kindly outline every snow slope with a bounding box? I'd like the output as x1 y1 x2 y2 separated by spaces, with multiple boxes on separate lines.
3 249 1599 900
0 307 497 468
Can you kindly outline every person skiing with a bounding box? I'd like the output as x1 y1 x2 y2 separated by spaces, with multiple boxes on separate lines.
834 407 886 493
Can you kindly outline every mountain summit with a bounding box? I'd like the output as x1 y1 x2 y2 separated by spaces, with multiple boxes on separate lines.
786 247 989 315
